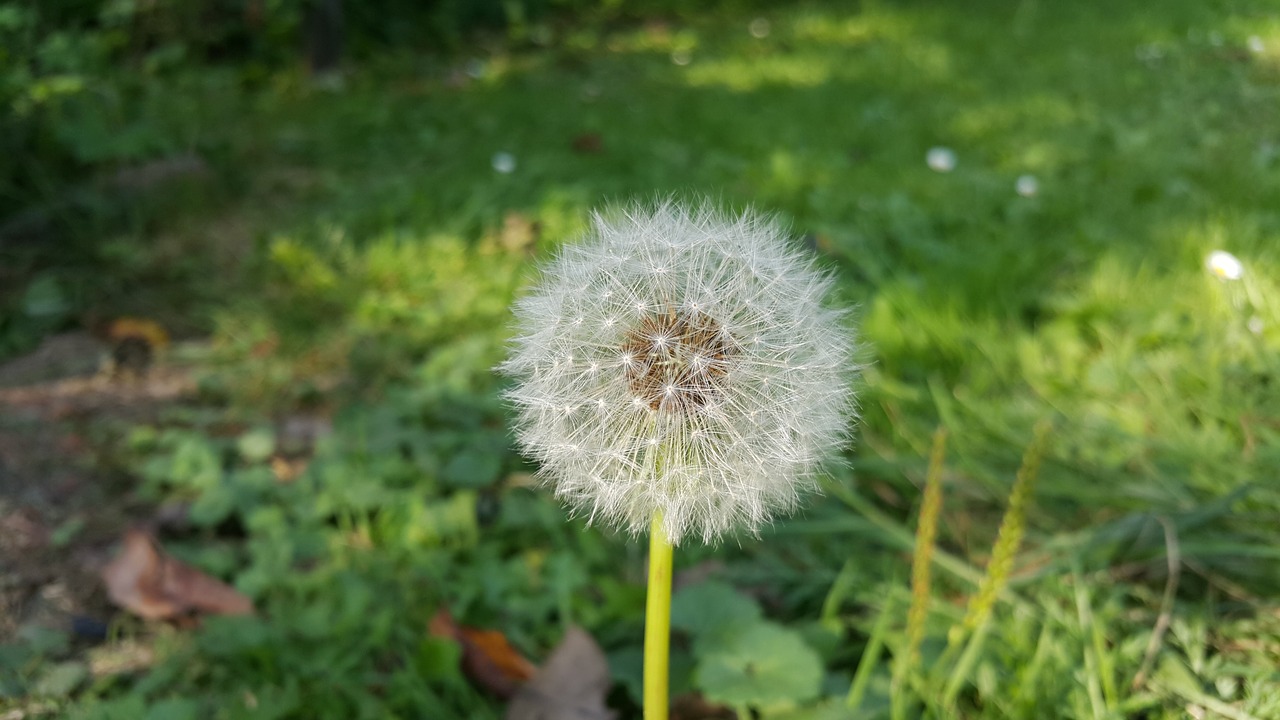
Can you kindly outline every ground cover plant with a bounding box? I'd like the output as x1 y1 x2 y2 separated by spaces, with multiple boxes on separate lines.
1 0 1278 718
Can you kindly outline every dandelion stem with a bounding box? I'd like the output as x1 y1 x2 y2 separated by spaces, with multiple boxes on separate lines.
644 512 674 720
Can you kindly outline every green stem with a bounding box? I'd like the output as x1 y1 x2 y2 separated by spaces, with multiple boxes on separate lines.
644 512 674 720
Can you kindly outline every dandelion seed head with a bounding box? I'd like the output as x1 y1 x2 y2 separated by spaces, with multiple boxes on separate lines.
501 201 859 544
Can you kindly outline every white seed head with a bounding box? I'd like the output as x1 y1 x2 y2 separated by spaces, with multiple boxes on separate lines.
501 201 859 544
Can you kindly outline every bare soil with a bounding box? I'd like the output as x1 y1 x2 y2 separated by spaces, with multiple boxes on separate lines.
0 333 196 641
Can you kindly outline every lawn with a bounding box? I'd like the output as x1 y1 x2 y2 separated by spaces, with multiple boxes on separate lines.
1 0 1278 718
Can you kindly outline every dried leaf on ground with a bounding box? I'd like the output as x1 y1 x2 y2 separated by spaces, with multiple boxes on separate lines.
106 318 170 376
429 608 537 698
100 529 253 620
505 625 615 720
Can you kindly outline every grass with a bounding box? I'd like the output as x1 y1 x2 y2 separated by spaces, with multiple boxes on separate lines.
2 0 1279 717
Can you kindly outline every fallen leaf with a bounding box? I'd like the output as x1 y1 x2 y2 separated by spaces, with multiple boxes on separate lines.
106 318 170 377
101 529 253 620
429 609 536 699
106 318 169 349
505 626 616 720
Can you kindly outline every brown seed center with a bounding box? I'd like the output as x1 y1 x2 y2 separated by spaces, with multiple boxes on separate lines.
621 309 737 413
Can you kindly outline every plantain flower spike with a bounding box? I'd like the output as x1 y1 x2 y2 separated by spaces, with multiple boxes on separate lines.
502 201 858 545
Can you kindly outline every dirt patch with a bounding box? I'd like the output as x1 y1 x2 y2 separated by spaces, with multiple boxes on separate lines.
0 334 198 641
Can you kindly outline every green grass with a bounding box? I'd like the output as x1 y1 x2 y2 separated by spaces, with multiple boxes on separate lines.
3 0 1280 717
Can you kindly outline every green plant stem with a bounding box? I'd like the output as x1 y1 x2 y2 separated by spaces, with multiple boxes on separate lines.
848 594 895 710
644 512 674 720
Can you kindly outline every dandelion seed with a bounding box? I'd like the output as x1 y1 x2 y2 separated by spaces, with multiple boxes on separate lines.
671 49 692 66
501 201 858 544
749 18 771 39
926 146 956 173
1015 174 1039 197
1206 250 1244 280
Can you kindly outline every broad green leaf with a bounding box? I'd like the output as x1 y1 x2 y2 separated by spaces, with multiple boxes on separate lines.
671 580 762 652
697 622 823 710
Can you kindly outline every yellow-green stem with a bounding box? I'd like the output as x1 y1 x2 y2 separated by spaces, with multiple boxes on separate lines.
644 512 674 720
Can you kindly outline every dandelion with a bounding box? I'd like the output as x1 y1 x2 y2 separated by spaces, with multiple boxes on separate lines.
503 201 856 544
502 200 858 718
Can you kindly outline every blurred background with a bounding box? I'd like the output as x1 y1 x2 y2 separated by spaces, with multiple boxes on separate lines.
1 0 1278 718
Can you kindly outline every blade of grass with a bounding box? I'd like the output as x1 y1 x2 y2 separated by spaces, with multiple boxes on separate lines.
848 593 897 712
1072 565 1109 720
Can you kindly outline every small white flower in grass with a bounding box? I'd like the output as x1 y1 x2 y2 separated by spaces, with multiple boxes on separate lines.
502 201 858 545
1206 250 1244 281
492 152 517 174
926 147 956 173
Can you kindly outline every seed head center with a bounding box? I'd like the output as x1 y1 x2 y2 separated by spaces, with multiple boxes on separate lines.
621 309 737 413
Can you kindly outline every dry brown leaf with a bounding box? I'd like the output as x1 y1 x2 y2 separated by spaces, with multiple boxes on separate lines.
106 318 170 350
505 626 615 720
100 529 253 620
460 627 538 697
429 609 537 699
